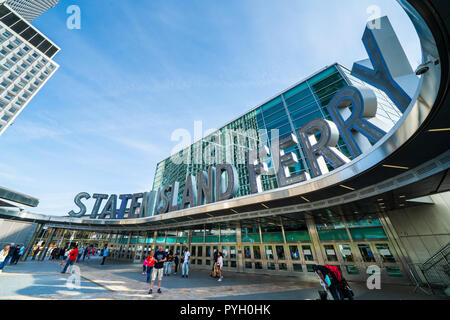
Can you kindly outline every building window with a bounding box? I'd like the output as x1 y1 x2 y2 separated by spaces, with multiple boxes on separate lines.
3 32 11 38
376 244 396 263
324 245 338 261
338 244 355 262
244 246 251 259
289 246 301 261
276 246 286 260
358 244 376 262
293 264 303 272
302 245 314 261
253 246 261 259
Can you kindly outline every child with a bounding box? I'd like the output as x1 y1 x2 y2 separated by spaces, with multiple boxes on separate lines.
144 251 156 283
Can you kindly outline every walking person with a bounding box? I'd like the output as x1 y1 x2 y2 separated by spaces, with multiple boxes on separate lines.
211 249 218 277
16 245 25 264
181 247 190 278
77 246 84 263
173 251 179 275
217 252 223 282
0 245 10 273
82 246 89 261
144 251 155 283
165 250 174 276
101 246 109 265
10 245 21 265
148 246 167 294
61 244 79 274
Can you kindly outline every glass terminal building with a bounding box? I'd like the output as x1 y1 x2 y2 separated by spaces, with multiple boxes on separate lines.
101 64 410 281
1 0 449 289
152 64 403 200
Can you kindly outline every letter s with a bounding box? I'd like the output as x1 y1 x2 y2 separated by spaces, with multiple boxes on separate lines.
68 192 90 217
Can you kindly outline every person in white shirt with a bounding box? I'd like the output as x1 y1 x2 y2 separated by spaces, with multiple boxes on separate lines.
0 245 10 273
182 247 190 278
217 251 224 281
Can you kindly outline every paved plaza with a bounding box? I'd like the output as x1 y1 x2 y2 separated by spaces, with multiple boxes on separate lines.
0 257 447 300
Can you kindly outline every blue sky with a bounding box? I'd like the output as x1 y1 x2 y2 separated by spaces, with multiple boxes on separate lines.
0 0 421 216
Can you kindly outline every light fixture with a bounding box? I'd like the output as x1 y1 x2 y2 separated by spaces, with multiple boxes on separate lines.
377 199 384 202
382 164 409 170
399 204 405 207
340 185 355 191
399 195 406 198
261 203 269 209
301 196 310 203
428 128 450 132
231 209 239 214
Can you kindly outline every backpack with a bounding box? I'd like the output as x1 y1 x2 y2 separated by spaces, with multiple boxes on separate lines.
325 265 343 283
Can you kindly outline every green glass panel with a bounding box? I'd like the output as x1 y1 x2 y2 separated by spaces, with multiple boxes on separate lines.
346 265 360 275
177 237 187 244
191 236 204 243
221 235 236 243
166 237 176 244
145 238 154 244
262 233 284 242
205 236 219 243
156 237 166 243
350 227 387 240
308 66 338 87
318 229 349 241
129 237 137 244
137 238 145 244
242 234 260 243
284 82 309 100
260 96 283 113
285 231 311 242
386 267 403 277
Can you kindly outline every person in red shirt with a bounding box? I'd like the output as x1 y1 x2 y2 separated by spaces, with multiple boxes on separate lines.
144 251 156 283
61 244 79 274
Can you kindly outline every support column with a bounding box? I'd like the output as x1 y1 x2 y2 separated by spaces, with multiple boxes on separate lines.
305 213 325 265
126 232 132 260
235 221 244 273
39 228 56 261
22 223 43 261
377 209 412 281
187 230 192 251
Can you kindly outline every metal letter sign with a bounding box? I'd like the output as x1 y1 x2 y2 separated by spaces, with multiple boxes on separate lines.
351 16 417 112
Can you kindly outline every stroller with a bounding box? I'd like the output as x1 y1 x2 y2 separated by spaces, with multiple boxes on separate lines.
338 278 354 300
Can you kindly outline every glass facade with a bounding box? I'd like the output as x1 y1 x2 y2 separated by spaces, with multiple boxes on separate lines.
151 64 401 210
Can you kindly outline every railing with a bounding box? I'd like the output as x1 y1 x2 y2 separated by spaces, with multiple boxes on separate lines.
421 242 450 288
408 243 450 295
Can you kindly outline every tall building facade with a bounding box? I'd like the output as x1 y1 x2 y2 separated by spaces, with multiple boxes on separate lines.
3 0 59 22
0 3 59 136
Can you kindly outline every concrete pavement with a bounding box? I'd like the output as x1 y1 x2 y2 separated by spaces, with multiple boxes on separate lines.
0 257 447 300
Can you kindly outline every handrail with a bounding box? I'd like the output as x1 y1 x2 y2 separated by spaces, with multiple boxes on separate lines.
421 243 450 271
